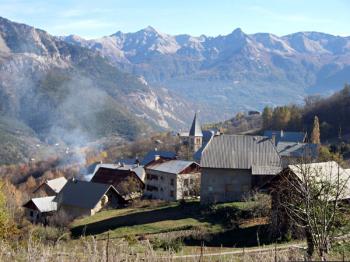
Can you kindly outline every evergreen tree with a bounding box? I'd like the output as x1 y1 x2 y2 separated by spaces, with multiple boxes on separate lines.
311 116 321 144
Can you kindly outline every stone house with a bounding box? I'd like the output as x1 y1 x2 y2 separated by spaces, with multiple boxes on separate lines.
32 177 67 197
54 179 126 219
23 196 57 224
200 135 282 204
144 160 201 201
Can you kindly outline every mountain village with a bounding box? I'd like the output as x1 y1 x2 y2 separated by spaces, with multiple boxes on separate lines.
22 112 349 231
1 4 350 260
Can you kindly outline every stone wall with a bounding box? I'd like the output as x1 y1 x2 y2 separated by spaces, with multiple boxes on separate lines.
200 168 252 204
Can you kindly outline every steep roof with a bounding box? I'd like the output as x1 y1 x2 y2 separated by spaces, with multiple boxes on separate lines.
146 160 199 175
46 177 67 193
263 130 306 144
201 135 281 174
189 113 203 137
23 196 57 213
193 130 216 162
33 177 67 195
277 142 318 158
54 180 123 209
287 161 350 200
141 150 177 166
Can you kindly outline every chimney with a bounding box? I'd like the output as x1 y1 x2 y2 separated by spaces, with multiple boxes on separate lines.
280 130 284 137
271 134 276 146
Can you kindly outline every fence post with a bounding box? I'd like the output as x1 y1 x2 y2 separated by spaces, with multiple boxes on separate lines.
274 243 277 262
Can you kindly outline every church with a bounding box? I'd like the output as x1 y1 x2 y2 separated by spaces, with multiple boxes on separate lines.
178 113 220 162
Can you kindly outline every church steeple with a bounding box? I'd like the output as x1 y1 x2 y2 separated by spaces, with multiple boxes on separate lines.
189 113 203 153
189 113 203 137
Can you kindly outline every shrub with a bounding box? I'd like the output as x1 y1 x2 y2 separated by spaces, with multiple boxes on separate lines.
49 210 72 228
151 237 183 252
243 192 271 218
31 225 70 244
124 234 138 245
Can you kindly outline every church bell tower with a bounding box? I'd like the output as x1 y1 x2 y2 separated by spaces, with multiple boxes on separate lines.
189 113 203 152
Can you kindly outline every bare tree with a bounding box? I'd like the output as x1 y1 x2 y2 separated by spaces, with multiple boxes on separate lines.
272 161 350 260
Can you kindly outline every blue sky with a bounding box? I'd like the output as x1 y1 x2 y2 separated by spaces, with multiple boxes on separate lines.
0 0 349 39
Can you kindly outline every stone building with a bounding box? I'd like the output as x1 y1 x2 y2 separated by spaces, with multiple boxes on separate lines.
179 113 203 153
144 160 201 201
200 135 282 204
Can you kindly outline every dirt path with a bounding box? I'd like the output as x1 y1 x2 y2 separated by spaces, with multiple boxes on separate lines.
158 244 305 260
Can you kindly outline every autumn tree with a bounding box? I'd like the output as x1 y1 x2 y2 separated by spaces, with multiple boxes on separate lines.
311 116 321 144
0 180 17 239
262 106 273 129
118 176 143 200
272 106 291 130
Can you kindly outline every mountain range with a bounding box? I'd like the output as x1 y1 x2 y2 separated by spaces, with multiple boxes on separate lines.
0 16 350 163
63 26 350 120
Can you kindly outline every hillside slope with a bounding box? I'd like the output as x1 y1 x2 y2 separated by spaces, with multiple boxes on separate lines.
0 17 191 164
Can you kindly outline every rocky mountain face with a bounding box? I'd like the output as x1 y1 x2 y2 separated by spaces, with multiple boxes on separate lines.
63 27 350 121
0 17 191 163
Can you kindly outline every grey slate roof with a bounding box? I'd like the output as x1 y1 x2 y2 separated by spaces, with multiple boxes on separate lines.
146 160 199 174
193 130 216 162
201 135 281 174
276 142 318 158
263 130 306 144
189 113 203 137
54 180 120 209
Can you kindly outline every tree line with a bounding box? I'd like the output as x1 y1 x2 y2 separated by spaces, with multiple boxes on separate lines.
262 84 350 142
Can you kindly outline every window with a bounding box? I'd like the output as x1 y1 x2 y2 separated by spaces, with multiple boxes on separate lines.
170 190 174 197
170 178 174 186
189 179 194 184
146 174 151 179
184 179 189 187
196 138 201 144
151 174 158 180
146 185 158 192
30 211 34 217
184 190 189 197
225 184 234 192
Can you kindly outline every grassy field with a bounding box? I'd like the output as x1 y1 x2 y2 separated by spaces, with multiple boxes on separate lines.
70 200 273 248
71 201 220 239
